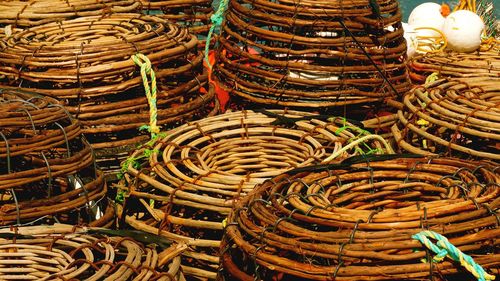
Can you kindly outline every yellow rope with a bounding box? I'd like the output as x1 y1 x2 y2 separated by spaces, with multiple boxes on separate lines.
414 27 448 53
425 72 440 84
480 37 499 51
132 53 160 138
454 0 477 13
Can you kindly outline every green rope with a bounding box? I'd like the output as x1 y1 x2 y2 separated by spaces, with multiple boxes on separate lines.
132 53 160 138
115 54 164 201
412 231 495 281
323 134 394 162
204 0 230 69
425 72 439 84
328 117 392 157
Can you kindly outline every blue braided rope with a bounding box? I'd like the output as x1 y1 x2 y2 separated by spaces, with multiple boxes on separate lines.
204 0 230 69
412 230 495 281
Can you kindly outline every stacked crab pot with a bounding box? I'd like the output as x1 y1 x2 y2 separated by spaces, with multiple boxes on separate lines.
408 46 500 83
0 0 141 39
117 110 392 280
140 0 213 37
391 78 500 161
0 89 112 227
0 14 215 175
220 156 499 280
0 224 186 280
212 0 411 111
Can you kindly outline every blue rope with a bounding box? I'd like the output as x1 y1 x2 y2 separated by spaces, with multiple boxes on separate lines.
204 0 230 69
412 230 495 281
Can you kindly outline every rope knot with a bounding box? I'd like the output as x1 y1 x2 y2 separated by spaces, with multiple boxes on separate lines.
132 53 152 73
433 248 448 262
204 0 230 70
412 230 495 281
132 53 160 137
210 13 224 26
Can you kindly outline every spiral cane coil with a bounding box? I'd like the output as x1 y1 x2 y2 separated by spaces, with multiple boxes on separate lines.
391 78 500 161
220 156 499 280
0 224 186 280
0 89 112 227
117 109 392 280
212 0 412 110
0 14 215 174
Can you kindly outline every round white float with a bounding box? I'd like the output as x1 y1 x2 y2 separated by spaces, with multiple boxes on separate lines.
442 10 484 52
408 2 446 37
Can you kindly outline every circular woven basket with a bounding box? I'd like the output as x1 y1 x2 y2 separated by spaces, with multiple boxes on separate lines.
117 109 393 280
409 48 500 83
0 89 113 227
220 156 500 280
140 0 213 36
0 14 215 174
0 224 186 280
0 0 141 28
391 78 500 161
212 0 411 110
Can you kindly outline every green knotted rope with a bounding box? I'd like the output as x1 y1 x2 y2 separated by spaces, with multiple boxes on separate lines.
412 230 495 281
115 54 163 196
322 117 393 162
132 53 160 138
204 0 230 69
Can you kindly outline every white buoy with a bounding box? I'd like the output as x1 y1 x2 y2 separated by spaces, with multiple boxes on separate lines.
443 10 485 52
408 2 446 37
402 23 418 58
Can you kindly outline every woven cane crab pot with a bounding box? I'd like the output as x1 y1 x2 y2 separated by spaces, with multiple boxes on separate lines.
0 89 113 227
116 109 393 280
0 0 140 42
0 14 215 175
0 0 141 28
140 0 213 36
391 78 500 161
220 155 500 280
0 224 186 280
409 47 500 83
212 0 412 111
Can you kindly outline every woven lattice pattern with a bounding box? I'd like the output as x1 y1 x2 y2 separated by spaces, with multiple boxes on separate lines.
0 89 112 227
409 48 500 83
0 0 141 27
212 0 411 109
117 109 392 280
140 0 213 35
220 156 499 280
0 225 185 280
0 14 215 174
391 78 500 161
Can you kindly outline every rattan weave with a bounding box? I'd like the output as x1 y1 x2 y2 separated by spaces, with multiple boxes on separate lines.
220 156 499 280
0 89 112 227
409 47 500 83
213 0 411 110
391 78 500 161
0 0 141 27
140 0 213 36
117 109 393 280
0 224 185 280
0 14 214 174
